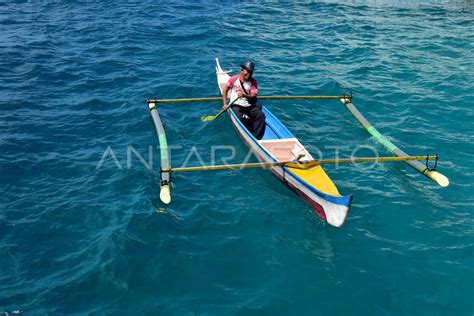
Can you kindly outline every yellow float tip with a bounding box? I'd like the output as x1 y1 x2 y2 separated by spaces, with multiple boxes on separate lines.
427 171 449 187
160 184 171 204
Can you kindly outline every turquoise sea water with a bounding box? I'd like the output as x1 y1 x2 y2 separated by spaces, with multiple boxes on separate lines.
1 1 473 314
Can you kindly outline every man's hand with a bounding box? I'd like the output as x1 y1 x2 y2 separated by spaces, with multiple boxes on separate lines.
222 102 229 110
237 91 244 98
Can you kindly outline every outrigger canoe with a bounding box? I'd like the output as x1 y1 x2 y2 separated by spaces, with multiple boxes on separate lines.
215 58 353 227
147 59 448 228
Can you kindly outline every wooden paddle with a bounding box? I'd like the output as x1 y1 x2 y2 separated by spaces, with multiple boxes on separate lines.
200 96 239 122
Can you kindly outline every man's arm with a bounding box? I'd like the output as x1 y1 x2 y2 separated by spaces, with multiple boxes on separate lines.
241 92 257 101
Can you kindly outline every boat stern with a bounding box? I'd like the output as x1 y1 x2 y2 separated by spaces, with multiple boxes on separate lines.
311 195 353 227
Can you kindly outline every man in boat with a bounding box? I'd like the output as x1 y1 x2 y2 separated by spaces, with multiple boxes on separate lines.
222 61 266 140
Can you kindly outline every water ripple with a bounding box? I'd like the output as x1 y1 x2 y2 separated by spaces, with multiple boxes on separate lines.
1 1 473 314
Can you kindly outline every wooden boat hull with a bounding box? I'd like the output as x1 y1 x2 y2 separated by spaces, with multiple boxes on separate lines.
216 59 353 227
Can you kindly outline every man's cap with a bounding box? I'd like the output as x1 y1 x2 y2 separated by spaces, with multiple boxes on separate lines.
240 61 255 71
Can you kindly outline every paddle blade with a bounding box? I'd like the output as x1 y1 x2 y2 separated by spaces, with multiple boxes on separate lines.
201 109 226 122
200 115 217 122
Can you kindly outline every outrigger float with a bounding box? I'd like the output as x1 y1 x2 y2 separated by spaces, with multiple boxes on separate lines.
147 58 448 227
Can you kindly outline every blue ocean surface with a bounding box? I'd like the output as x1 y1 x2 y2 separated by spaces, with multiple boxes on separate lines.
1 1 473 315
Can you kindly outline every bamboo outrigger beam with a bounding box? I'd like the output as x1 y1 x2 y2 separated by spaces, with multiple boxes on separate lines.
162 155 439 173
340 98 449 187
147 95 351 104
